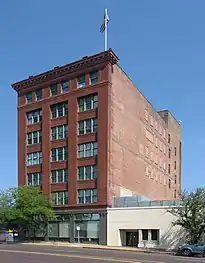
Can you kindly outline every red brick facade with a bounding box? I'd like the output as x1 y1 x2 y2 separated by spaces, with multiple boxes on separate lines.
13 49 181 211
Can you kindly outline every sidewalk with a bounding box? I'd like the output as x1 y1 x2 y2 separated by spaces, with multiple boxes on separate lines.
22 241 174 254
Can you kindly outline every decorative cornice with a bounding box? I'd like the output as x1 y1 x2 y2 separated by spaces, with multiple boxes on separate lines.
12 49 119 92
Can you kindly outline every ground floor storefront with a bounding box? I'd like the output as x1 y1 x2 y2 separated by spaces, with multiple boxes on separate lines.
48 210 107 245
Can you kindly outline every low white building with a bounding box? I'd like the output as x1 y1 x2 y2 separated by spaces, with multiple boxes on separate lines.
107 203 186 250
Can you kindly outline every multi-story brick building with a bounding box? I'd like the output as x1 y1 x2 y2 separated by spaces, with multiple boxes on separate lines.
12 49 181 244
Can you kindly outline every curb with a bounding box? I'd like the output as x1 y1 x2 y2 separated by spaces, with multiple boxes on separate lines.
21 242 175 255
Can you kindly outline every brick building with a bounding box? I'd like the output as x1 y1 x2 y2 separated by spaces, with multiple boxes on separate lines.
12 49 181 244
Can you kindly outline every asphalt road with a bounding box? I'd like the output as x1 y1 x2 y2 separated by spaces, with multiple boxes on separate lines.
0 243 204 263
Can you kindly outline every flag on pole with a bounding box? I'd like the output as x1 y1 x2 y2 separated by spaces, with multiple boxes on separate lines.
100 8 109 33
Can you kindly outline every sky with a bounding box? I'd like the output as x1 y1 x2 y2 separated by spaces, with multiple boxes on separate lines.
0 0 204 190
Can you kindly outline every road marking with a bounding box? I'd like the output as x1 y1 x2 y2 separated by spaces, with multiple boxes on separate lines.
0 249 164 263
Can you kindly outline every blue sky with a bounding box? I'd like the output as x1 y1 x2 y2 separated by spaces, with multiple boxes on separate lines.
0 0 204 190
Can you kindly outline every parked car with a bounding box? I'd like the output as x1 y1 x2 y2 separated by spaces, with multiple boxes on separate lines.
177 243 205 256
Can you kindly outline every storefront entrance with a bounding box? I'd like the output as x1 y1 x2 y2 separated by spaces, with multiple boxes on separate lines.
126 231 139 247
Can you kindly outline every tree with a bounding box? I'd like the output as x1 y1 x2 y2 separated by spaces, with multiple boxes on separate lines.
169 188 205 244
0 186 55 241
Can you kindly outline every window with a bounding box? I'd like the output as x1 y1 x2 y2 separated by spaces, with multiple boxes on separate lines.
27 173 42 186
51 147 68 162
78 94 98 112
168 134 170 143
78 165 97 180
61 80 69 93
51 169 68 183
142 230 148 241
51 102 68 119
27 131 42 145
145 109 148 121
151 229 159 241
35 88 42 101
78 75 86 88
51 125 68 140
168 164 171 174
27 152 42 166
174 175 177 184
78 118 98 135
51 191 68 205
168 149 171 159
168 179 171 189
90 71 98 85
26 92 32 103
78 142 98 158
174 190 177 198
174 161 177 170
78 189 97 204
50 83 58 96
174 147 177 156
27 109 42 125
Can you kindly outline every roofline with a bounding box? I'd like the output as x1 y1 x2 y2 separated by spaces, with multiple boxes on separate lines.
12 49 119 92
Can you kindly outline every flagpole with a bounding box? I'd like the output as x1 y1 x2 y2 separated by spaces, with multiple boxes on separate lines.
104 8 108 51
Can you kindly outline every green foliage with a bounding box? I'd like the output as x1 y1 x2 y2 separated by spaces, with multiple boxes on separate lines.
0 186 55 239
169 188 205 244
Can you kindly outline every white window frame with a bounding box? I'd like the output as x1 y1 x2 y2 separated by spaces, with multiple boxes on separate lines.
89 71 99 85
50 83 58 96
78 75 86 88
78 94 98 112
27 152 42 166
78 142 98 158
78 165 97 180
27 131 41 145
51 169 68 183
61 80 69 93
78 189 97 204
26 92 32 104
51 191 68 205
51 125 68 140
27 172 42 186
51 147 68 162
27 109 42 125
51 102 68 119
78 118 98 135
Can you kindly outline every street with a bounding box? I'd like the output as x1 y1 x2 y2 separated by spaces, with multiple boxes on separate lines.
0 243 204 263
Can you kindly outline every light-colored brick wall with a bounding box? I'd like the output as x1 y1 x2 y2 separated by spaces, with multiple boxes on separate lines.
108 65 181 201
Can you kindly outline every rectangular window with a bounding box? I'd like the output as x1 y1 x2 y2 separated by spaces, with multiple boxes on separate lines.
78 94 98 112
26 92 32 104
151 229 159 241
51 169 68 183
174 175 177 184
27 131 42 145
51 191 68 205
78 165 97 180
27 172 42 186
50 83 58 96
174 161 177 170
51 125 68 140
51 102 68 119
35 88 42 101
168 179 171 189
142 230 148 241
90 71 98 85
51 147 68 162
168 149 171 159
78 189 97 204
61 80 69 93
78 118 98 135
78 75 86 88
174 147 177 156
27 152 42 166
27 109 42 125
78 142 98 158
168 134 171 143
168 164 171 174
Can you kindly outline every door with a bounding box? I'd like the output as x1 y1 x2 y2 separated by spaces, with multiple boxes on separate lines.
126 232 139 247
